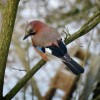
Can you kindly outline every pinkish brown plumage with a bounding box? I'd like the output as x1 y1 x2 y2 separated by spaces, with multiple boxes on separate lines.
23 20 84 75
26 20 61 47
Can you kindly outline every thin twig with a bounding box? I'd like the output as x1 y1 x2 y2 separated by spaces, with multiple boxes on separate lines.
12 68 26 72
63 26 83 47
64 12 100 45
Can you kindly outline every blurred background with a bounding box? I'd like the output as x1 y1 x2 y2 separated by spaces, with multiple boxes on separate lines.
0 0 100 100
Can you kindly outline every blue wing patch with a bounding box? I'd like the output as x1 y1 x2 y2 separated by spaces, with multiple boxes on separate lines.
36 46 45 53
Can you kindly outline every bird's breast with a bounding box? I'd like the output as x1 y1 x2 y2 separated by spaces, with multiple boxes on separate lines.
31 36 53 47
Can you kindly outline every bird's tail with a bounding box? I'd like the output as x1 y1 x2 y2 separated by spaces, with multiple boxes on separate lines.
62 56 84 75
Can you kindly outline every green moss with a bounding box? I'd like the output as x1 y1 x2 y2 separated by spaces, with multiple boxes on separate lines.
0 0 20 99
64 12 100 45
4 59 46 99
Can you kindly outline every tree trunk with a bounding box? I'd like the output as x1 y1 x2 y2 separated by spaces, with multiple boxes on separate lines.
0 0 20 99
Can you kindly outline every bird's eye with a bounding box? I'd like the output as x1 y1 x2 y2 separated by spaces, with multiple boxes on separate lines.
28 28 36 35
29 29 33 33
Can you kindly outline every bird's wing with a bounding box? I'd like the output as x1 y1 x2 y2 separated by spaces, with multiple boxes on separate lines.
42 27 61 41
33 46 49 61
32 27 61 47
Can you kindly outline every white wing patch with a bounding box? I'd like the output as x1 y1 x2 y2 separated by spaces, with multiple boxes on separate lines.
45 48 52 54
45 48 60 60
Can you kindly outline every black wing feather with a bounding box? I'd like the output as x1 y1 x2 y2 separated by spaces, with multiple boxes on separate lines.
46 40 84 75
46 40 67 57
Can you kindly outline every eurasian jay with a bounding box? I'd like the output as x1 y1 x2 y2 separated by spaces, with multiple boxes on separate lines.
23 20 84 75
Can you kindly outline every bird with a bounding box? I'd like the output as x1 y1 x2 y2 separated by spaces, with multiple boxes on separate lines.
23 20 84 75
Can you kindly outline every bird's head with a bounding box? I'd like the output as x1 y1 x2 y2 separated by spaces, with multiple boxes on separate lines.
23 21 36 40
23 20 46 40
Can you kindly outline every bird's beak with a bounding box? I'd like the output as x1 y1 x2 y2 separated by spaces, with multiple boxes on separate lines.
23 35 29 40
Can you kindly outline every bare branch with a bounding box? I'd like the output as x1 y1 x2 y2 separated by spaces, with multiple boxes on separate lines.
4 59 46 99
12 68 26 72
64 12 100 44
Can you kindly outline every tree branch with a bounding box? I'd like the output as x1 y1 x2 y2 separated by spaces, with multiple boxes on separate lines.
4 59 46 99
0 0 20 99
64 12 100 44
12 35 42 100
4 11 100 99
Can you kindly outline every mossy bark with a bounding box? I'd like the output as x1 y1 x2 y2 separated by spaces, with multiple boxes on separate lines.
64 12 100 45
0 0 20 99
13 36 42 100
4 59 46 99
